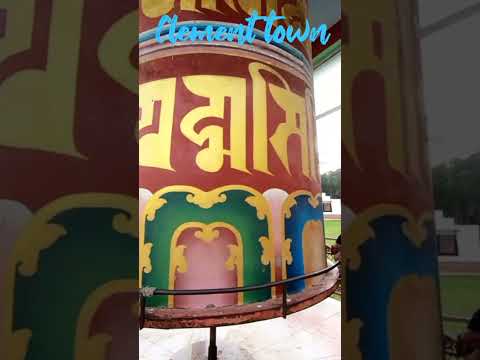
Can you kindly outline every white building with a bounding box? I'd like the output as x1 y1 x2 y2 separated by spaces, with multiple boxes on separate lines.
322 193 341 219
435 210 480 263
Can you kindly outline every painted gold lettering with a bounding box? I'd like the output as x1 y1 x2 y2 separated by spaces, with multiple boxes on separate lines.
269 84 310 178
142 0 220 18
180 75 248 173
225 0 278 15
142 0 174 18
139 78 177 170
181 0 218 12
0 1 83 158
249 63 289 175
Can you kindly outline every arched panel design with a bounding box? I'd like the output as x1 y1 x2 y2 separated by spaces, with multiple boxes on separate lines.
1 194 137 360
282 191 325 294
302 220 327 288
171 222 243 308
141 185 275 308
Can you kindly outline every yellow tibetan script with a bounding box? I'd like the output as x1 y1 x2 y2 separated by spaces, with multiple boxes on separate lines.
142 0 303 20
139 62 317 179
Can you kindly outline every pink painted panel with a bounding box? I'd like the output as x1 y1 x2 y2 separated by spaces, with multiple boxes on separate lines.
174 227 238 308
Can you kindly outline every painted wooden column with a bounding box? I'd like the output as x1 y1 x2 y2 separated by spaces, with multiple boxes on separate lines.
342 0 444 359
139 0 329 309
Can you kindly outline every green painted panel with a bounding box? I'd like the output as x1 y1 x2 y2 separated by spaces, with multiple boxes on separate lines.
143 190 271 307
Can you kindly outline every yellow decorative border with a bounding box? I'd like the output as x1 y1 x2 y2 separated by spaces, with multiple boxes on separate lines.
74 280 137 360
140 185 275 299
168 222 245 307
1 194 137 360
343 204 433 271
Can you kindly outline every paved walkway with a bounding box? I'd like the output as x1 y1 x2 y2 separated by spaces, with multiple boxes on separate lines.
140 298 341 360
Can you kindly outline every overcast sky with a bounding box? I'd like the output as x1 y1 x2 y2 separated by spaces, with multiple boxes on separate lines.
314 53 341 174
419 0 480 166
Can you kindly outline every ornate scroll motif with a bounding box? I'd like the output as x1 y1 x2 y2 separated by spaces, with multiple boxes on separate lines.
113 212 138 237
195 225 220 243
282 239 293 266
401 213 432 248
145 198 167 221
307 194 321 208
344 220 375 271
245 195 269 220
284 198 298 219
185 190 227 209
344 205 432 271
17 223 67 276
140 243 153 274
259 236 274 266
171 245 188 275
225 244 242 272
283 191 322 219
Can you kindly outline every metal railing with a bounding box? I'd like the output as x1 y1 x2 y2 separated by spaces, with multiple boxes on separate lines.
139 260 340 329
138 240 341 360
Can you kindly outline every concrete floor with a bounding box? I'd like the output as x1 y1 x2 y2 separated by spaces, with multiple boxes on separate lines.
139 297 341 360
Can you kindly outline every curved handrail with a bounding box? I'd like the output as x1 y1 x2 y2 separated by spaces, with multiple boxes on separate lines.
139 261 340 329
141 261 340 297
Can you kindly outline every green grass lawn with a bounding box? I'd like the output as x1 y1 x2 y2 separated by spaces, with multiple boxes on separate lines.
320 220 479 321
440 275 480 336
324 219 341 301
324 219 341 247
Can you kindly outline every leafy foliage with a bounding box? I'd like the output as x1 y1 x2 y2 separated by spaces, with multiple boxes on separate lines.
432 153 480 225
321 169 341 198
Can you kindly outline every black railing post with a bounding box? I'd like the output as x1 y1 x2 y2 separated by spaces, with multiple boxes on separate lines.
208 327 217 360
139 293 145 330
282 285 288 318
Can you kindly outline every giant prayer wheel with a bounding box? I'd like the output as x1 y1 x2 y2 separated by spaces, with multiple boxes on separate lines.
139 0 338 326
342 0 444 359
0 2 138 359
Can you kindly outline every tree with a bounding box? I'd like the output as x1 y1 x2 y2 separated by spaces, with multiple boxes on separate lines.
432 152 480 224
321 169 341 198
